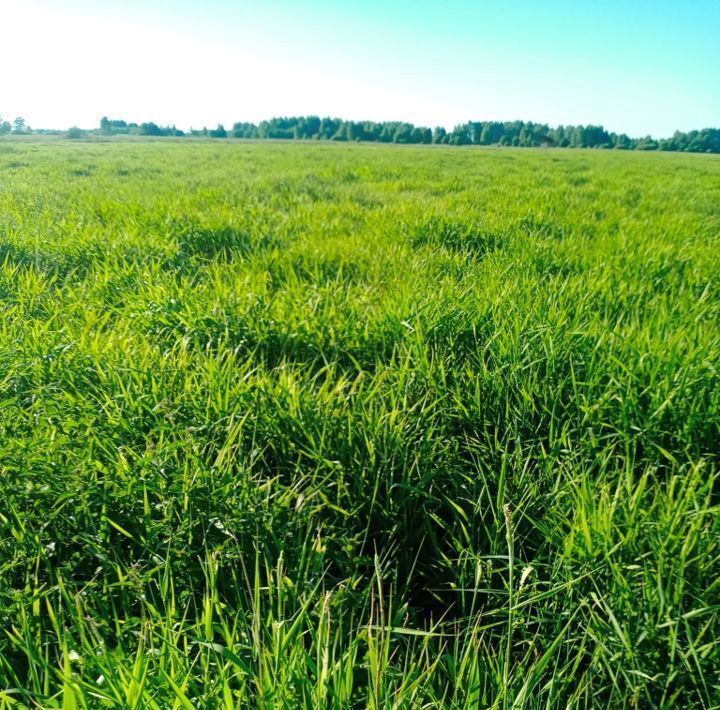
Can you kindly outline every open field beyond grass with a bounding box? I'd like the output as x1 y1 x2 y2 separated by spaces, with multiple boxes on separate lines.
0 140 719 707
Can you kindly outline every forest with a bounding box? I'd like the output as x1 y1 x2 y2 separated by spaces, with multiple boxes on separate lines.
224 117 720 152
2 114 719 153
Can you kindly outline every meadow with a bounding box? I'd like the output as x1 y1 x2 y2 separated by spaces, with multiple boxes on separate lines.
0 138 718 707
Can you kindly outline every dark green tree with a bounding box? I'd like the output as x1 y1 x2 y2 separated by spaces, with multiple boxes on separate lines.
432 126 447 144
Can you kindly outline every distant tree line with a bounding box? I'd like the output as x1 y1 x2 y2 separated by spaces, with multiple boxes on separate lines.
98 117 229 138
229 118 720 152
96 116 720 153
99 117 187 137
2 113 718 153
0 115 29 134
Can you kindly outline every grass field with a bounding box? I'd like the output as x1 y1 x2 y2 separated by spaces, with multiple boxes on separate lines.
0 139 718 707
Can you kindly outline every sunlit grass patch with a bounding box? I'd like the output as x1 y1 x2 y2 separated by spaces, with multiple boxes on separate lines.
0 139 718 707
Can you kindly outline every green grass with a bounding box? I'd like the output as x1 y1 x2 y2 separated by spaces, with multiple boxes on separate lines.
0 139 718 708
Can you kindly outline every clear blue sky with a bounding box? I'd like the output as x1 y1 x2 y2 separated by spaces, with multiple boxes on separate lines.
2 0 718 136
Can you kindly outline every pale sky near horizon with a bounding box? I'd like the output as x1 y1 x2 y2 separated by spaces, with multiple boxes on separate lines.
1 0 718 137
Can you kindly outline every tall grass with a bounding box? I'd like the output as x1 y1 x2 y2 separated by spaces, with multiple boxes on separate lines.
0 139 718 707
